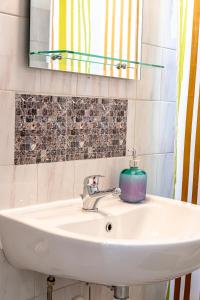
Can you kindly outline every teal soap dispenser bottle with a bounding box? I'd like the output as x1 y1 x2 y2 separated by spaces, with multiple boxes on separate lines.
119 149 147 203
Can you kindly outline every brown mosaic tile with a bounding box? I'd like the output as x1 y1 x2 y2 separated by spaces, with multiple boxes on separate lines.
15 94 128 165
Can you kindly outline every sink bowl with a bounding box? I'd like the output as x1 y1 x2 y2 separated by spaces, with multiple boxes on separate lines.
0 195 200 286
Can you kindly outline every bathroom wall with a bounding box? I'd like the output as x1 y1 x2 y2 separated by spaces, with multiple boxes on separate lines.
0 1 177 299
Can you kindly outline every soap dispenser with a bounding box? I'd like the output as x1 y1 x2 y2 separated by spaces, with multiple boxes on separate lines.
119 149 147 203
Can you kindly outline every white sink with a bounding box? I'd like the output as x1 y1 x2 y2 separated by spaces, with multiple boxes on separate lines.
0 195 200 286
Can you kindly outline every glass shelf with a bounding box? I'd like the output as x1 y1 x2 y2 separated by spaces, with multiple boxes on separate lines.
30 49 164 69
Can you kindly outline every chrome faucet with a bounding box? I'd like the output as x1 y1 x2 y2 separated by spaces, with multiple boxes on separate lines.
81 175 121 212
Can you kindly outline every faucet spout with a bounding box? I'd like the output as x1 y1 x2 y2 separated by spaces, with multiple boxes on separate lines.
81 175 121 212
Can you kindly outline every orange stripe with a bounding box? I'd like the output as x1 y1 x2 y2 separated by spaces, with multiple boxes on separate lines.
183 274 192 300
174 278 181 300
111 0 116 77
192 89 200 205
119 0 124 77
181 0 200 203
104 0 109 76
126 0 132 79
134 0 139 79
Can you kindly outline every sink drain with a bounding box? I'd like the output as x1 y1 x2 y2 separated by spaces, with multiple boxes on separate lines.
105 222 112 232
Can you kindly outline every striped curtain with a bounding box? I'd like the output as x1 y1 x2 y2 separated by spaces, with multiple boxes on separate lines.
49 0 142 79
166 0 200 299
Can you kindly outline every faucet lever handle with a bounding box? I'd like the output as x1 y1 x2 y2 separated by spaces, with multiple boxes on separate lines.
83 175 104 185
83 175 105 195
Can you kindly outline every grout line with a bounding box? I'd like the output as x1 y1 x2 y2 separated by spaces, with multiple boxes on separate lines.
0 153 175 168
138 152 174 157
133 100 136 149
134 99 176 103
75 74 78 97
0 90 176 103
72 161 76 199
142 42 177 51
0 11 27 18
3 90 129 101
35 280 82 299
36 164 39 204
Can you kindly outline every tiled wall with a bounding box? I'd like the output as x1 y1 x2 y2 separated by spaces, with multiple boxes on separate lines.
0 0 177 299
15 95 127 164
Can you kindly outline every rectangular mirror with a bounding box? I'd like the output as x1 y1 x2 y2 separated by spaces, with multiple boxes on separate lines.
30 0 143 79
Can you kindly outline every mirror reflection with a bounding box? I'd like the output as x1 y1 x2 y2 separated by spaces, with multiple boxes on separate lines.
30 0 143 79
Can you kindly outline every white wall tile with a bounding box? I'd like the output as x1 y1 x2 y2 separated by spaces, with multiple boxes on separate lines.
137 45 162 101
126 100 135 155
135 101 160 155
0 250 35 300
159 102 176 153
34 273 77 298
161 49 177 102
142 0 164 47
0 166 13 209
126 79 137 100
35 283 89 300
105 156 130 189
74 159 108 198
0 165 37 209
77 74 109 98
108 78 128 99
0 1 29 17
156 153 175 198
40 70 77 96
12 164 38 208
143 0 177 49
64 282 89 300
13 17 41 93
129 285 145 300
135 101 176 155
0 14 19 56
0 16 41 92
108 77 137 100
37 161 75 203
131 282 166 300
139 155 158 195
162 0 177 49
90 284 113 300
0 91 15 165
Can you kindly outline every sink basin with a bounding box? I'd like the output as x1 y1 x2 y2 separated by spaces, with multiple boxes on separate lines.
0 195 200 286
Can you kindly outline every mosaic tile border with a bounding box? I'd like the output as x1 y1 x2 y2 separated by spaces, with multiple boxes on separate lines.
15 94 128 165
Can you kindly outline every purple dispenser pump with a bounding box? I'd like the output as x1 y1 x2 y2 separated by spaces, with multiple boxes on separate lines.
119 149 147 203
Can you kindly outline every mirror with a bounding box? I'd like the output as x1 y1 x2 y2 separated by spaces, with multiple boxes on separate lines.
30 0 143 80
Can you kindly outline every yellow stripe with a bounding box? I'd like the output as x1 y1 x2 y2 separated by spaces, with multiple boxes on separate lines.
70 0 74 72
104 0 109 76
59 0 67 71
126 0 132 79
111 0 116 77
119 0 124 77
